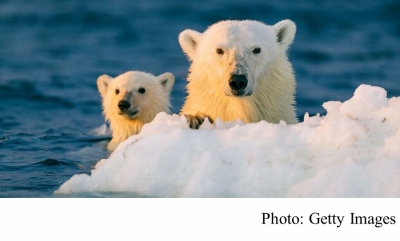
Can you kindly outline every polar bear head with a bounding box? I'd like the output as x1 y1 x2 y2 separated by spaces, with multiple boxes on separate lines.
97 71 174 123
178 20 296 97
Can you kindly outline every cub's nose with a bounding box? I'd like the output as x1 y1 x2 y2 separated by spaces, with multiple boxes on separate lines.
118 100 131 111
229 75 248 94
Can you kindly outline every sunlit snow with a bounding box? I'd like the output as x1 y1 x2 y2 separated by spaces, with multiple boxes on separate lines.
56 85 400 197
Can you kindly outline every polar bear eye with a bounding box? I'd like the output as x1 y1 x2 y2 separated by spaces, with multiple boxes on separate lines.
216 48 224 55
252 47 261 54
138 87 146 94
115 89 120 95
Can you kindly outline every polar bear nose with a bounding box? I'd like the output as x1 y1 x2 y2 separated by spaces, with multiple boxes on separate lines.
229 75 248 93
118 100 131 111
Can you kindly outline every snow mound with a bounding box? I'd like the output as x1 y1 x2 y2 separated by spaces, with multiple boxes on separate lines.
55 84 400 197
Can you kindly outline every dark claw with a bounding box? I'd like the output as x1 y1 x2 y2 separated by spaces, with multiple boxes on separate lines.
184 114 214 129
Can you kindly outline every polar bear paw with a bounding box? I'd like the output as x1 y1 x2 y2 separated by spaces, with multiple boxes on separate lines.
184 114 214 129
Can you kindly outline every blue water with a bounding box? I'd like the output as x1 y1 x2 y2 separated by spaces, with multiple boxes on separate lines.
0 0 399 197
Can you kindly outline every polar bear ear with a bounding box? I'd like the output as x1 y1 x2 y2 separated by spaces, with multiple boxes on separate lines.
97 74 112 98
273 20 296 50
178 29 202 60
157 72 175 93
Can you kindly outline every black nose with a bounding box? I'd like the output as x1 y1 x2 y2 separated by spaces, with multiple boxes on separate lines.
229 75 248 93
118 100 131 111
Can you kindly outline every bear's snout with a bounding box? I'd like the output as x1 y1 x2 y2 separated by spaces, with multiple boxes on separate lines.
229 74 248 96
118 100 131 111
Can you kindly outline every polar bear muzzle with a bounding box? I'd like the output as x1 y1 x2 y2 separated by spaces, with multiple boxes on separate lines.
229 74 250 96
117 94 139 118
118 100 131 111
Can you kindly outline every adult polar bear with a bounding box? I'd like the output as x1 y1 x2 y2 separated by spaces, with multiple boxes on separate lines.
178 20 298 128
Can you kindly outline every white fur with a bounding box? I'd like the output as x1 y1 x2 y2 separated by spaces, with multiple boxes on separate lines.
178 20 298 124
97 71 174 151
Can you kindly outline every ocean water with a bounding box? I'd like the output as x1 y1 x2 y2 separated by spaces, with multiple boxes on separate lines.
0 0 399 197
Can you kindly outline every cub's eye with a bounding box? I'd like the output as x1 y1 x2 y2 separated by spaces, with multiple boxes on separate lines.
216 48 224 55
138 87 146 94
252 47 261 54
115 89 120 95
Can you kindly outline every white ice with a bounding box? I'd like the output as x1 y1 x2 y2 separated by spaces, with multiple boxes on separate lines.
55 84 400 197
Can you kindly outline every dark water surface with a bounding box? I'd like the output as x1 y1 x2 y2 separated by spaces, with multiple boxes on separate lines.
1 0 399 197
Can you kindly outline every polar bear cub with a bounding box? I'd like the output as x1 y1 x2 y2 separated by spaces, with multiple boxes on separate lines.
97 71 174 151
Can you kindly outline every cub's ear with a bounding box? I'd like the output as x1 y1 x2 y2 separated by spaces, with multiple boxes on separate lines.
273 20 296 50
157 72 175 93
97 74 112 98
178 29 202 61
